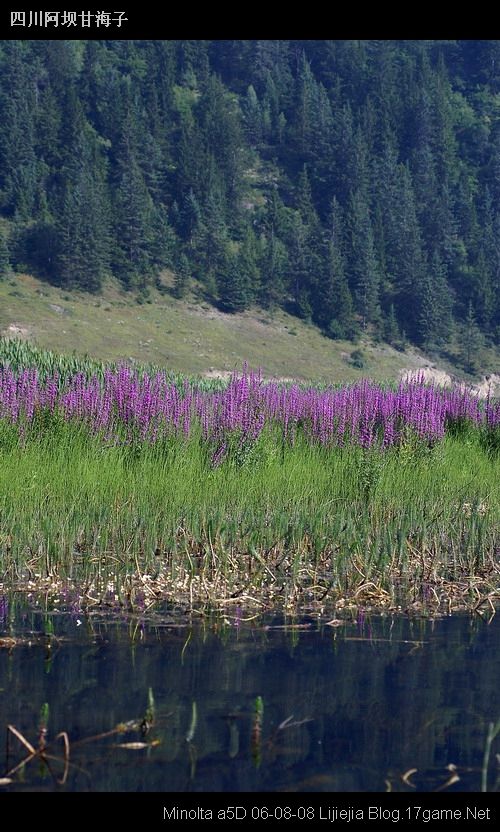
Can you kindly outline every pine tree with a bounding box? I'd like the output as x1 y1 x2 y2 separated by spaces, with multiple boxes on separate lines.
149 204 176 272
288 214 313 320
217 248 250 313
112 113 155 288
193 189 228 280
259 230 288 309
0 42 41 220
371 128 399 293
330 104 356 208
173 254 191 298
198 74 243 209
418 251 454 348
346 189 380 328
386 165 427 340
491 212 500 339
291 52 319 159
237 226 260 304
295 166 319 229
242 85 262 145
474 189 498 331
0 228 11 277
54 104 110 291
461 301 483 374
175 116 207 203
320 241 356 339
263 188 291 239
315 198 356 338
384 303 402 346
179 190 202 243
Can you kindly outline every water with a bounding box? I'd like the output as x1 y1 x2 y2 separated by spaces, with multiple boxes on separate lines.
1 603 499 792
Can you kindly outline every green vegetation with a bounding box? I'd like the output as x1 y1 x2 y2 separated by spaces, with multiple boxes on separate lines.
0 417 497 614
0 41 499 372
0 274 445 385
0 341 497 613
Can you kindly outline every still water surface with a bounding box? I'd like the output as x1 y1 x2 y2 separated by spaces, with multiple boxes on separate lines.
1 604 499 792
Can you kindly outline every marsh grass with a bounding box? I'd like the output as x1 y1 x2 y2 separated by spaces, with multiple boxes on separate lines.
0 336 226 391
0 415 498 615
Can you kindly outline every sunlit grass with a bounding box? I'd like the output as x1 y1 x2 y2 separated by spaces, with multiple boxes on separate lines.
0 416 498 613
0 347 498 612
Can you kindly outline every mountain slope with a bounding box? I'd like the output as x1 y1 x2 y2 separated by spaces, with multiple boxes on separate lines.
2 272 498 392
0 40 499 372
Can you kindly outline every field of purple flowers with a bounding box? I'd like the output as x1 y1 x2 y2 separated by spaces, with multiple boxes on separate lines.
0 362 498 611
1 364 498 459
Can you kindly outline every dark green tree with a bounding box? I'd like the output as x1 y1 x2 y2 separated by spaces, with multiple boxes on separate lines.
346 189 380 328
217 248 250 313
237 226 260 304
461 301 484 373
242 85 262 145
0 42 41 220
179 190 202 243
315 198 355 338
0 227 11 277
418 251 454 348
320 241 356 339
173 253 191 299
149 204 176 271
259 230 288 309
112 113 155 288
54 98 110 291
198 74 243 209
295 166 319 230
288 214 314 320
384 164 428 341
193 190 228 282
384 303 401 346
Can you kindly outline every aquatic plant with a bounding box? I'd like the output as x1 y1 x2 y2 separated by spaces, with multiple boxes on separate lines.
0 364 497 458
0 363 498 614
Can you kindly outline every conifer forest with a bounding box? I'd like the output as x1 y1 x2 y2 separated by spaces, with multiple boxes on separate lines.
0 40 499 367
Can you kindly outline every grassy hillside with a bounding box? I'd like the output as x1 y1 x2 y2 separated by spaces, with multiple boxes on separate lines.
0 272 496 386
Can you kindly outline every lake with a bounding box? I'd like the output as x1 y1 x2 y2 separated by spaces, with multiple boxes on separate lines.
1 599 499 792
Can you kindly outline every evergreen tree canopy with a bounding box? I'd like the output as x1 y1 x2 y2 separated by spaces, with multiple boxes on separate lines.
0 39 499 359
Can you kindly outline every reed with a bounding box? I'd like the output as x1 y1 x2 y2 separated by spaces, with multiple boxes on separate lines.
0 359 498 614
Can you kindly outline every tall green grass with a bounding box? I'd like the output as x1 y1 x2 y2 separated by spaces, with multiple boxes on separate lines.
0 416 498 609
0 336 227 391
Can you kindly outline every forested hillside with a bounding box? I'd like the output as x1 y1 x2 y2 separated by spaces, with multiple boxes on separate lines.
0 40 499 371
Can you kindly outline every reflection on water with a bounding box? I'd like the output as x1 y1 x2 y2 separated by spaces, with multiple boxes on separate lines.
1 604 499 792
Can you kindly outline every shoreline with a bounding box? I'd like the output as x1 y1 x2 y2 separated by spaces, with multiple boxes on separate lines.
2 557 499 628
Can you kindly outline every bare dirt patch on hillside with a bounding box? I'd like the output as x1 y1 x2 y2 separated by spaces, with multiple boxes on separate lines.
3 324 30 338
401 367 500 398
